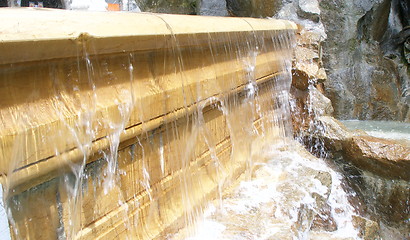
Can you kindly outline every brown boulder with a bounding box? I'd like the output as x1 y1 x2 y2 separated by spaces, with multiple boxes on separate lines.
307 117 410 180
291 44 326 91
291 63 326 91
310 117 410 180
310 116 352 151
342 135 410 180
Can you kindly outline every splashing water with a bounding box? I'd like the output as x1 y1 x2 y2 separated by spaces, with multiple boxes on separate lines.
173 140 363 240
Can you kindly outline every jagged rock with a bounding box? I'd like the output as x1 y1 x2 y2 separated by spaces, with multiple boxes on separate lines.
289 15 328 136
308 87 334 116
291 34 326 91
297 29 323 46
306 117 409 233
310 202 337 232
317 116 352 139
317 68 327 80
342 135 410 180
290 87 309 133
291 62 322 90
226 0 283 17
347 170 410 234
310 171 337 232
297 0 321 23
289 85 333 135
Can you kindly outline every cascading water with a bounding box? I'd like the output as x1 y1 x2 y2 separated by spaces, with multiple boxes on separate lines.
173 143 363 240
0 8 390 240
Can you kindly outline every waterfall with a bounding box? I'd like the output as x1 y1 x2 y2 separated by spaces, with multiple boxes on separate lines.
0 7 396 240
0 8 300 239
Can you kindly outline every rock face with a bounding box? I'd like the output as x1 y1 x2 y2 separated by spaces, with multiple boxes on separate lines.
319 0 410 121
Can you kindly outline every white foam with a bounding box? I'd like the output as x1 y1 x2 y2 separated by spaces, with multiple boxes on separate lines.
0 185 12 240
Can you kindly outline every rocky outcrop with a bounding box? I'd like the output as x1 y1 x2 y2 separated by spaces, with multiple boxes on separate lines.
314 116 410 181
343 135 410 181
272 0 409 122
289 22 333 137
308 117 410 234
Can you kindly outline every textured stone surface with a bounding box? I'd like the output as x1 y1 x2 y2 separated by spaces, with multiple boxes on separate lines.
306 117 409 234
319 0 410 121
297 0 320 23
343 135 410 180
199 0 228 16
342 165 410 236
307 88 334 116
290 25 330 136
352 216 381 240
291 42 323 91
311 116 410 180
307 116 352 152
291 62 320 90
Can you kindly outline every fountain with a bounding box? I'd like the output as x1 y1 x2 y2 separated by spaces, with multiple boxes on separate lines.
1 5 408 240
0 7 298 239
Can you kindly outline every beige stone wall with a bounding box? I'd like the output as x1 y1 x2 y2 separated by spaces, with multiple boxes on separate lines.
0 9 296 239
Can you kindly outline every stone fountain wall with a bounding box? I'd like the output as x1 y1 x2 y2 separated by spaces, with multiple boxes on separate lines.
0 8 297 239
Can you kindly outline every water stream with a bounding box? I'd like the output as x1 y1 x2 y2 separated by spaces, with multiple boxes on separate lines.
342 120 410 141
